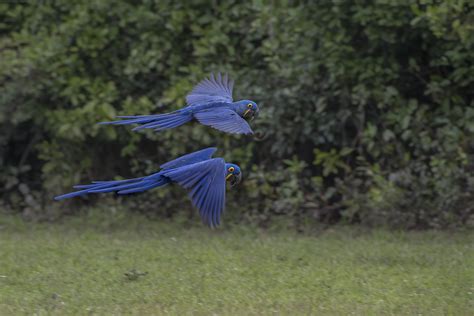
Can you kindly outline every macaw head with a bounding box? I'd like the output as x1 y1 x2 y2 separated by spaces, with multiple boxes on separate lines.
232 100 259 121
224 163 242 187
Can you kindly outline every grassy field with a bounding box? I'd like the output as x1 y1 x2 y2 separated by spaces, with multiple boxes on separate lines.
0 212 473 315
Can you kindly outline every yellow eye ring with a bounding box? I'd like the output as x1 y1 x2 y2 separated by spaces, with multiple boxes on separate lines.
228 166 235 172
247 103 252 108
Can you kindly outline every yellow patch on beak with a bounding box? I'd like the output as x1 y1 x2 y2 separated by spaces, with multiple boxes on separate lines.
226 174 233 180
243 109 251 117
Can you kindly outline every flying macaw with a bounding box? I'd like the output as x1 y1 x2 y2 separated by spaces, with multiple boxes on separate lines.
100 73 259 135
54 148 242 227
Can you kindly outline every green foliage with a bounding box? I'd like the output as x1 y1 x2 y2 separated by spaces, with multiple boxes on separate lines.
1 1 474 228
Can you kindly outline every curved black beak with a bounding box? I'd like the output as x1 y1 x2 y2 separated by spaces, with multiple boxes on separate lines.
243 109 257 121
226 172 242 187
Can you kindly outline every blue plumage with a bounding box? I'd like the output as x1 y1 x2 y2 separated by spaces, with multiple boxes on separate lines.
160 147 217 170
100 73 259 135
54 148 242 227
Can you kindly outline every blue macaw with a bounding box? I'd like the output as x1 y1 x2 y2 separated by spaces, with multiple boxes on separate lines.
54 148 242 227
100 73 259 135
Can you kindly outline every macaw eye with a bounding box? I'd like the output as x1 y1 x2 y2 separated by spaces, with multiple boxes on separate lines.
247 103 252 109
228 166 235 172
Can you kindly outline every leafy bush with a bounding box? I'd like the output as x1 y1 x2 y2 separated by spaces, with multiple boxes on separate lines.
1 1 474 228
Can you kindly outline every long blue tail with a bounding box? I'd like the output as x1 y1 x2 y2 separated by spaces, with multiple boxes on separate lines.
99 111 193 132
54 173 169 201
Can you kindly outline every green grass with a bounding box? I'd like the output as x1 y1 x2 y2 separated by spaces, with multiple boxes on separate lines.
0 212 473 315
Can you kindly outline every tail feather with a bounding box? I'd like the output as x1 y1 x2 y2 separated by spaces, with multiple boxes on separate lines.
118 181 165 194
99 116 161 125
88 182 145 193
54 174 169 201
73 178 141 189
135 115 192 131
99 112 192 132
116 115 164 119
131 115 185 130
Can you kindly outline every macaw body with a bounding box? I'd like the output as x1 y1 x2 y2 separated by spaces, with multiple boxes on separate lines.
54 148 242 227
100 73 259 135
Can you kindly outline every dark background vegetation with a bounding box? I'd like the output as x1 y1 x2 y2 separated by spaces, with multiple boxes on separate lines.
1 1 474 229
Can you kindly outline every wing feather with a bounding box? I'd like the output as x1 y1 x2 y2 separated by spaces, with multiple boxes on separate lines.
160 147 217 170
162 158 226 227
186 73 234 106
194 108 253 135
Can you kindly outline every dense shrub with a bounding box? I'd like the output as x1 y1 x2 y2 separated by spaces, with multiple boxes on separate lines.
1 1 474 228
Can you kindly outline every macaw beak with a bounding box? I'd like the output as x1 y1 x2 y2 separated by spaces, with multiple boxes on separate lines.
243 109 256 121
226 173 242 187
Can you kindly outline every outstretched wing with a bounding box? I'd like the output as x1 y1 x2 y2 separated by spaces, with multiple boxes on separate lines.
186 73 234 106
160 147 217 170
162 158 226 227
194 108 253 135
